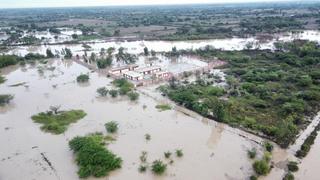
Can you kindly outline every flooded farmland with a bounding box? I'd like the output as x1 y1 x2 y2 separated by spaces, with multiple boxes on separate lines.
0 59 270 180
1 30 320 180
7 30 320 57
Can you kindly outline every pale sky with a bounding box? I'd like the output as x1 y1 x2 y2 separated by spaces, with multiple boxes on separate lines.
0 0 309 8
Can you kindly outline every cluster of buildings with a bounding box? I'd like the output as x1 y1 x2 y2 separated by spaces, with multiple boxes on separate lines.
108 64 172 82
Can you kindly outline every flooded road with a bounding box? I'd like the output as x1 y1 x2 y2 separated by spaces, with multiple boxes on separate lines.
0 59 268 180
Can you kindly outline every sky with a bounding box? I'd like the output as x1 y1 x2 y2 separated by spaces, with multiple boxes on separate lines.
0 0 310 8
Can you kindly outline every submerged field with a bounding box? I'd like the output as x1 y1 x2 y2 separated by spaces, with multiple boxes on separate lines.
0 59 271 180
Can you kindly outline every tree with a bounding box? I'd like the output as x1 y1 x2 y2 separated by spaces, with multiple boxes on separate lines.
64 48 73 59
114 29 120 36
151 50 156 57
144 47 149 56
46 48 54 58
71 34 78 39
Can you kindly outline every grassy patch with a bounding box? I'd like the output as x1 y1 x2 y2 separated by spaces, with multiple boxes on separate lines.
31 109 86 134
69 133 122 178
155 104 172 111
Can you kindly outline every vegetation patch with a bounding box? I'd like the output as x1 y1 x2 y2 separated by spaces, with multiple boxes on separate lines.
161 40 320 147
296 123 320 158
69 133 122 178
105 121 118 133
97 87 109 97
283 172 294 180
113 78 134 95
287 161 299 172
151 160 167 175
0 75 6 84
31 107 86 134
76 74 89 83
155 104 172 111
0 94 14 106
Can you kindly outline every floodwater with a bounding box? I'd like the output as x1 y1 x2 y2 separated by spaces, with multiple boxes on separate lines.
7 30 320 57
0 59 268 180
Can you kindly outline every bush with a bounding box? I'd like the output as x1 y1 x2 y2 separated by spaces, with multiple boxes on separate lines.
0 94 13 105
97 87 108 97
151 160 167 175
76 74 89 83
31 109 86 134
69 134 122 178
127 91 139 101
247 148 256 159
145 134 151 141
138 165 147 173
109 90 118 98
287 161 299 172
164 151 172 159
250 176 258 180
113 79 133 95
253 160 270 175
264 141 274 152
176 149 183 157
140 151 148 162
105 121 118 133
283 172 294 180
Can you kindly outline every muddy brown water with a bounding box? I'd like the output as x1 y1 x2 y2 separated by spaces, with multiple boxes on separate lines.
0 59 270 180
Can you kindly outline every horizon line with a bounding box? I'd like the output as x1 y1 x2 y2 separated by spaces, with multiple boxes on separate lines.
0 0 317 10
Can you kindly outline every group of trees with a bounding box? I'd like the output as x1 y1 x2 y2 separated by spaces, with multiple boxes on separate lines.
161 40 320 147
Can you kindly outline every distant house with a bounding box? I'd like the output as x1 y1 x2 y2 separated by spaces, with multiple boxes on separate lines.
136 66 161 75
123 71 143 81
154 71 172 80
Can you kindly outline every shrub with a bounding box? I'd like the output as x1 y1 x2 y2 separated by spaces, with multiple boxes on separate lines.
31 109 86 134
250 176 258 180
105 121 118 133
164 151 172 159
151 160 167 175
127 91 139 101
287 161 299 172
283 172 294 180
0 94 13 105
109 90 118 98
140 151 148 162
264 141 274 152
176 149 183 157
253 160 270 175
97 87 108 97
145 134 151 141
113 79 133 95
69 134 122 178
138 165 147 173
247 148 257 159
76 74 89 83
